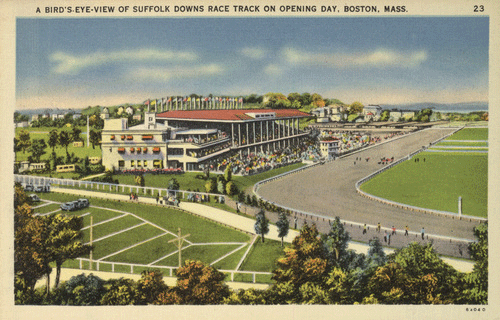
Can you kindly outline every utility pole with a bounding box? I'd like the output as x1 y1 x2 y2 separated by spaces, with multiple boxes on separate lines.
168 227 190 268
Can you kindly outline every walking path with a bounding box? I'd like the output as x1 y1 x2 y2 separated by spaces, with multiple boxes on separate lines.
51 187 474 273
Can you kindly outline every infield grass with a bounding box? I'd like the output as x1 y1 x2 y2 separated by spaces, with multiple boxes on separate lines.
360 152 487 217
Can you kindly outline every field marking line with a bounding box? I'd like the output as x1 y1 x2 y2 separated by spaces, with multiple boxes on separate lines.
81 213 129 230
32 201 56 209
97 232 169 261
79 212 92 218
89 205 190 244
190 242 248 246
209 243 248 267
147 243 194 266
85 221 147 244
35 209 62 217
235 235 258 271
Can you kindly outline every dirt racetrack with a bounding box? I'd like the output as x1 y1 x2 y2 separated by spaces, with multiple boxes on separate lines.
256 128 484 242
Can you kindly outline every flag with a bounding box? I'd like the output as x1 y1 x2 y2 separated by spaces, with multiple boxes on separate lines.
167 97 171 102
144 99 150 106
151 100 156 106
184 96 188 102
187 97 191 102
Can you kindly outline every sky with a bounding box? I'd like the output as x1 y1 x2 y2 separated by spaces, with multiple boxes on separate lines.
16 17 489 110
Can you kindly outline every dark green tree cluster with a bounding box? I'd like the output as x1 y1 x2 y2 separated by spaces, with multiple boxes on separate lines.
24 262 230 306
14 183 91 303
226 220 488 305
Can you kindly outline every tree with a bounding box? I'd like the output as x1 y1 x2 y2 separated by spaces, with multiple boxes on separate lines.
71 126 82 142
100 278 137 305
89 130 101 149
205 178 217 194
276 212 290 247
15 184 54 297
263 92 290 109
58 130 71 157
63 273 106 305
225 181 238 196
380 110 390 121
323 217 350 268
45 214 92 288
157 260 229 304
367 242 461 304
134 174 145 187
135 270 168 305
17 129 31 154
271 223 329 304
224 164 232 182
168 178 180 190
458 222 488 304
48 129 59 152
28 139 47 163
311 93 325 108
254 210 269 243
349 102 364 114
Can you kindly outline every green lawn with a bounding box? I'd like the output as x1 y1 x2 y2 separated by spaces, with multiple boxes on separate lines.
444 128 488 141
15 127 101 163
239 238 286 272
36 193 283 279
360 152 487 217
114 162 306 194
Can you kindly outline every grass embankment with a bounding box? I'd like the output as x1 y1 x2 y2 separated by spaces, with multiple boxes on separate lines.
35 193 286 281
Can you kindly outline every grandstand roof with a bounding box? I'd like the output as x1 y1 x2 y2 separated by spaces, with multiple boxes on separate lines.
156 109 310 121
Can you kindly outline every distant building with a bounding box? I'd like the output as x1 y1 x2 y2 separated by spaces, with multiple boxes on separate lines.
132 114 142 121
126 106 135 115
100 108 110 120
319 137 340 160
363 105 382 121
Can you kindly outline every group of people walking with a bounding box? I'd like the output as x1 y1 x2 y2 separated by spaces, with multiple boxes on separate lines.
362 222 426 245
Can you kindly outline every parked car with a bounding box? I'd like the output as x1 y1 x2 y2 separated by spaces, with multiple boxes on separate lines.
24 184 34 192
60 201 76 211
34 185 51 192
61 198 90 211
29 194 40 202
75 198 90 209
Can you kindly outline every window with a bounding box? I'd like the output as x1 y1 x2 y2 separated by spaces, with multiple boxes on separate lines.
127 135 133 140
143 160 147 167
137 160 142 167
110 135 115 140
131 160 135 167
118 147 125 153
118 160 125 167
153 147 160 153
153 160 162 168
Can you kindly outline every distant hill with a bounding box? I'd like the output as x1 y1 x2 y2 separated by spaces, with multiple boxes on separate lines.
379 102 488 113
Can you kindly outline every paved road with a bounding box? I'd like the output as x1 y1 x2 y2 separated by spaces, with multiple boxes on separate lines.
256 128 483 242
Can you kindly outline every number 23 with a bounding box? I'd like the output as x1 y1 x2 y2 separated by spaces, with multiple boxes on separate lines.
474 5 485 12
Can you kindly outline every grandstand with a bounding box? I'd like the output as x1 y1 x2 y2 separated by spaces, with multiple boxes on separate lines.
102 109 310 172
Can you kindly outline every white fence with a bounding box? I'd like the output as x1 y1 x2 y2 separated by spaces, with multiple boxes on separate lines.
75 258 272 283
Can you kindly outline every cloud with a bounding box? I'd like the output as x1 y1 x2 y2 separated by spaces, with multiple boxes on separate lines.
50 49 198 75
264 64 283 77
281 47 428 69
129 64 225 81
240 47 267 59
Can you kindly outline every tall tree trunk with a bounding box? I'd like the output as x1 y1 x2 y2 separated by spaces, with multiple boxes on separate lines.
46 272 50 295
55 261 62 288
